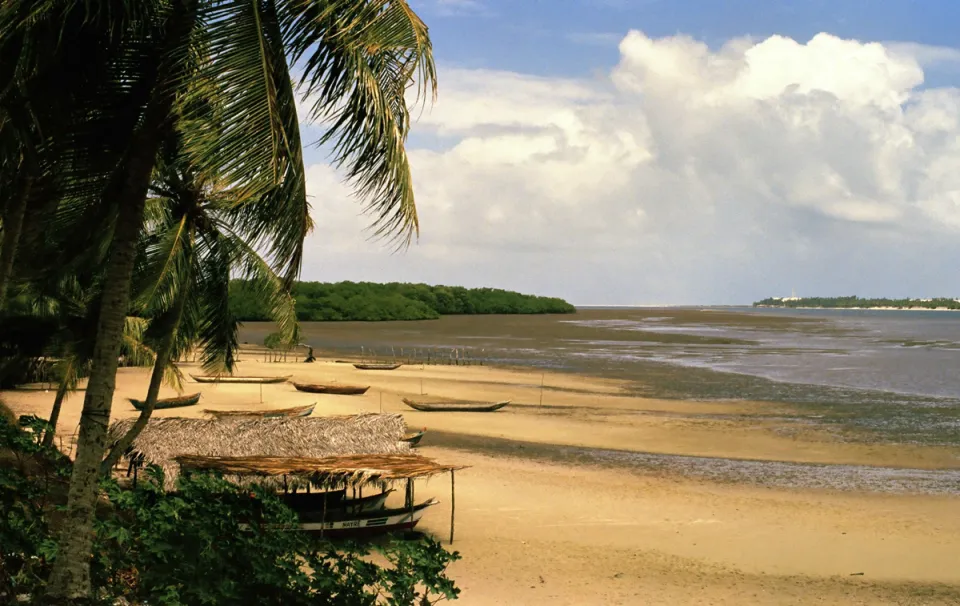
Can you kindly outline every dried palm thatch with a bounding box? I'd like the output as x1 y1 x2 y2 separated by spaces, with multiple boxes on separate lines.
175 454 465 489
107 413 409 489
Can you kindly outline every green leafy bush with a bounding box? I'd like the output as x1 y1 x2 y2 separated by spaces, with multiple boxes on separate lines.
0 416 461 605
0 415 68 601
230 280 576 322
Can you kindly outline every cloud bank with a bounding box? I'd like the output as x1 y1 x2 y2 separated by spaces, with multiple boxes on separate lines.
301 31 960 305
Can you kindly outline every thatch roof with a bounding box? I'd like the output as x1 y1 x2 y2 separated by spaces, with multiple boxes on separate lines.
175 454 464 488
107 413 409 488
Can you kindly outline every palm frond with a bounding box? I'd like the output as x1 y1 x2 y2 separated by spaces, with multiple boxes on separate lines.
213 216 298 344
186 0 300 200
279 0 436 248
192 228 238 374
120 316 156 367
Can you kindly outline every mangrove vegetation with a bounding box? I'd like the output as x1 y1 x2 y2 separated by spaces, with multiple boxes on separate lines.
230 280 577 321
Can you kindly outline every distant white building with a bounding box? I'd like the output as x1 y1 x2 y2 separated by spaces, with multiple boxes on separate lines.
780 287 800 302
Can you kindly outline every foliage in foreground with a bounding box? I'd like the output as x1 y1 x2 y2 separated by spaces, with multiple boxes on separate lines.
231 280 577 322
0 416 460 605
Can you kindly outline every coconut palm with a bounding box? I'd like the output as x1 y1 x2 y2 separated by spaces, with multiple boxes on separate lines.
0 1 436 599
99 122 301 474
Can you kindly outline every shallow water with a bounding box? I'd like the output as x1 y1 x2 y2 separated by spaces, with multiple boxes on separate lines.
239 307 960 447
429 431 960 495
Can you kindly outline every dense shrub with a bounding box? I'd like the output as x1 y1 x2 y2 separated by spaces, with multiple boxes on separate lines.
230 280 576 322
0 416 460 605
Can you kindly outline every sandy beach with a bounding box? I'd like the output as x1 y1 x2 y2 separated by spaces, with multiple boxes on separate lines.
5 355 960 604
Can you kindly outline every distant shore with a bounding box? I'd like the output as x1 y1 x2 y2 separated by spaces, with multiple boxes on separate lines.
755 305 960 312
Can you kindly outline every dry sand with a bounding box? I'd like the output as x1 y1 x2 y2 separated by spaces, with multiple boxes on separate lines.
5 355 960 605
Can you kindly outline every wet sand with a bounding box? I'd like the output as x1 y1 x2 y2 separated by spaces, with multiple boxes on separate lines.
4 355 960 604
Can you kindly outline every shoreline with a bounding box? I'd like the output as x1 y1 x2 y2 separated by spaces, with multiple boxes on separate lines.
4 355 959 604
754 305 960 312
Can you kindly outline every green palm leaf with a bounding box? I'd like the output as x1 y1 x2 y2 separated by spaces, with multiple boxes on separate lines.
280 0 436 248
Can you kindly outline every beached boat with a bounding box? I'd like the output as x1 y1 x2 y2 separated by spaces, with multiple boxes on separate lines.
400 429 426 447
297 498 438 537
281 488 394 515
174 453 462 541
203 403 316 419
293 382 369 395
129 392 201 411
353 363 402 371
401 398 510 412
190 374 290 384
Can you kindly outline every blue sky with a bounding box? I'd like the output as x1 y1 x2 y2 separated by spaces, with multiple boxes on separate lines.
413 0 960 81
300 1 960 305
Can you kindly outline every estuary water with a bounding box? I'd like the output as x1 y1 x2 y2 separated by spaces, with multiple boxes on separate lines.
239 307 960 446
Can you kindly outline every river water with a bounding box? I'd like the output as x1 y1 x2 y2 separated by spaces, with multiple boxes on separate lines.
239 307 960 447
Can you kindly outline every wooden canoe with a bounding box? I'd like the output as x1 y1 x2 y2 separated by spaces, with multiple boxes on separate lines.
298 498 438 538
190 374 290 384
129 392 201 411
401 398 510 412
400 429 426 447
292 382 369 395
352 363 402 371
282 489 394 515
203 403 316 419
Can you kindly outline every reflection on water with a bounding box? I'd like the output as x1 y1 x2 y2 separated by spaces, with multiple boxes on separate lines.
239 307 960 446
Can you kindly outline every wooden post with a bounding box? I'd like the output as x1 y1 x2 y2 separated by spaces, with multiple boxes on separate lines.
259 383 263 404
408 479 415 527
380 390 383 412
539 373 545 409
450 470 456 544
321 491 327 539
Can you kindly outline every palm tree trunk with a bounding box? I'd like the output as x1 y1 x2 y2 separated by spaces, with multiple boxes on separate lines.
0 176 32 309
100 281 189 474
44 187 147 601
44 5 197 599
41 377 70 449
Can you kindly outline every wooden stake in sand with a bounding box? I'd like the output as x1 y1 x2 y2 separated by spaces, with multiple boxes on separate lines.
259 383 263 404
450 470 456 544
380 390 383 412
539 373 545 409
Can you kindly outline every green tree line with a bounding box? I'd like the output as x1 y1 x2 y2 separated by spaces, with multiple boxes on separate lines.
230 280 577 321
754 296 960 310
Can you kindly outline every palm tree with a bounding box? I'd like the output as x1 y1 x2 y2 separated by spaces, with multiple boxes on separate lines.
0 1 436 599
100 122 301 474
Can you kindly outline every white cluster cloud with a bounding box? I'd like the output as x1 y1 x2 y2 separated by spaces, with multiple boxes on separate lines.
300 31 960 304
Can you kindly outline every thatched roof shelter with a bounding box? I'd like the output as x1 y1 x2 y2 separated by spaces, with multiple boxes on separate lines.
175 454 464 488
176 453 468 544
107 413 409 488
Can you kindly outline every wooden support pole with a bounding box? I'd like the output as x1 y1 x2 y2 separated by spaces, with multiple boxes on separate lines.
321 492 327 539
409 479 415 528
450 470 456 544
539 373 545 409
